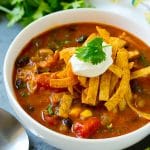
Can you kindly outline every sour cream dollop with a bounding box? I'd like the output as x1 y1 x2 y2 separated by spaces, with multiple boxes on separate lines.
70 42 113 77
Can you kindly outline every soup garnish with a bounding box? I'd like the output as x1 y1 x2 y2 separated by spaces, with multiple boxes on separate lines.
14 23 150 138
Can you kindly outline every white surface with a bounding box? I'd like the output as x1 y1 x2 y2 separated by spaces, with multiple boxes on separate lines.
89 0 150 29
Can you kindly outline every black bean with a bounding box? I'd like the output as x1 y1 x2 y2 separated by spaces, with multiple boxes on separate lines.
62 118 73 129
15 78 26 89
26 104 35 113
130 79 142 93
16 56 30 68
124 44 129 49
76 35 88 43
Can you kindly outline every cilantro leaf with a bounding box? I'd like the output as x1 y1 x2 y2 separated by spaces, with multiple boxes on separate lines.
75 37 106 65
132 0 143 7
0 0 92 27
47 105 54 115
7 4 24 27
11 0 23 5
61 0 91 9
33 0 50 20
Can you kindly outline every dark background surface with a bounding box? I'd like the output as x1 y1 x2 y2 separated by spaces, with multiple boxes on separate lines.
0 14 149 150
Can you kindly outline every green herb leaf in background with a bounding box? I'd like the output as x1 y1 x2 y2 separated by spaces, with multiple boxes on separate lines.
61 0 91 10
132 0 143 7
0 0 92 27
76 37 106 65
7 4 24 27
32 0 50 20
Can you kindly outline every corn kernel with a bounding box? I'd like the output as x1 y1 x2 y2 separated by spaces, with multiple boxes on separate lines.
80 109 93 120
69 107 82 118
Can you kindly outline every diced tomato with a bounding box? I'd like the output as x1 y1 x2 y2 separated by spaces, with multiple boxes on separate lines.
72 117 101 138
44 115 59 126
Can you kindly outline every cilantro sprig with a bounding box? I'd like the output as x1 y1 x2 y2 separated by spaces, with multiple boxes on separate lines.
0 0 92 27
75 37 106 65
47 104 54 115
132 0 143 7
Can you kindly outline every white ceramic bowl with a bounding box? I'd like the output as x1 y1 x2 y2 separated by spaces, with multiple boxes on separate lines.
3 9 150 150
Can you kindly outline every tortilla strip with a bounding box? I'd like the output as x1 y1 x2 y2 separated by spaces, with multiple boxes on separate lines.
82 77 99 106
50 77 78 88
105 69 130 111
129 62 134 69
58 94 73 118
131 66 150 80
66 62 75 77
118 98 127 111
126 87 150 120
128 50 140 60
127 100 150 120
83 33 97 46
78 76 88 87
54 70 67 78
109 74 119 96
82 88 88 105
109 48 126 95
120 32 144 50
125 85 132 102
96 26 110 42
68 86 74 95
105 49 130 111
99 71 111 101
109 37 126 59
59 47 76 63
109 64 122 78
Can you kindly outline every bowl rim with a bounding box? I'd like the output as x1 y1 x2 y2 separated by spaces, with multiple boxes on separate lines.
3 8 150 144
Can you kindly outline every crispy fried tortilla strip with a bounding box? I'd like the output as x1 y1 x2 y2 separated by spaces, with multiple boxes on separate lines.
83 33 97 46
58 94 73 118
96 26 110 42
118 98 127 111
82 88 88 103
129 62 134 69
109 64 122 78
105 69 130 111
131 66 150 79
99 71 111 101
82 77 99 106
68 86 74 95
125 85 132 102
105 49 130 111
127 99 150 120
126 87 150 120
78 76 88 87
128 50 140 60
109 48 126 95
109 75 119 96
54 70 67 78
109 37 126 59
50 77 78 88
120 32 146 50
66 62 75 78
59 47 76 63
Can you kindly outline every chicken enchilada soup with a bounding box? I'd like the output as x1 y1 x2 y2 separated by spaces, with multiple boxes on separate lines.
13 23 150 138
